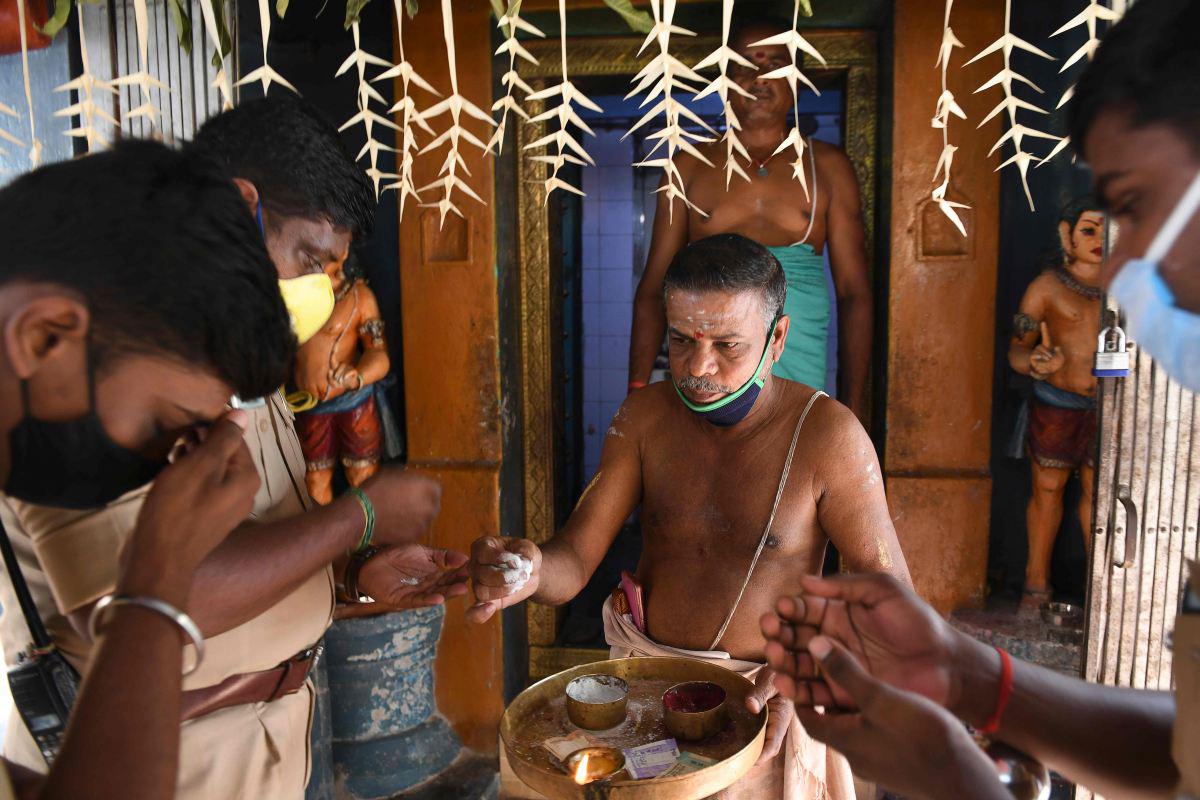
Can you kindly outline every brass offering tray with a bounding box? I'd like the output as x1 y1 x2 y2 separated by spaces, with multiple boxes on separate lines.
502 657 767 800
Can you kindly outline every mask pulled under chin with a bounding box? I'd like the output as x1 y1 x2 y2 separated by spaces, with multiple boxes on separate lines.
1109 169 1200 392
673 332 774 427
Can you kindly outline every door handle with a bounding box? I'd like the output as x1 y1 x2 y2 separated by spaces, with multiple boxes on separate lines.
1114 484 1139 568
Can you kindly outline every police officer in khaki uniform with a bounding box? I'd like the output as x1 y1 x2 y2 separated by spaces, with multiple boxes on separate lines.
0 141 303 798
756 1 1200 796
0 97 469 799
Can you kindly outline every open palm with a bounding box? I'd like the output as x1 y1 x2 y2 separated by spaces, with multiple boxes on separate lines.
761 573 958 711
352 544 470 613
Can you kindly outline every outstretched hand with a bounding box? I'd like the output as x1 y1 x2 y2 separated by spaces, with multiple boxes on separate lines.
465 536 542 623
343 544 469 617
795 636 1009 800
760 573 960 711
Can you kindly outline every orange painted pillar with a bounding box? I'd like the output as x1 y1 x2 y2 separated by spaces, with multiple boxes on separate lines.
886 0 1004 614
396 0 503 753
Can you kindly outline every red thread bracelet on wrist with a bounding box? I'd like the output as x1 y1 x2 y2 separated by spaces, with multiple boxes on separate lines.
978 647 1013 735
628 380 648 391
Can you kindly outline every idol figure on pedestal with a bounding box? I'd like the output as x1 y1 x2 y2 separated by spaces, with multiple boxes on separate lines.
294 255 399 505
1007 197 1106 608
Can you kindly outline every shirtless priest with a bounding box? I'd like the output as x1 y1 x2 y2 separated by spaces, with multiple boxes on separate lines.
468 235 910 799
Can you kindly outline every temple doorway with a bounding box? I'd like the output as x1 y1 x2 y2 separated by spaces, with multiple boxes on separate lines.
511 31 879 680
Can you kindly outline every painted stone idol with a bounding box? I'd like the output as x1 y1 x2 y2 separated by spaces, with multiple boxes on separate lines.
294 254 391 505
1007 197 1105 607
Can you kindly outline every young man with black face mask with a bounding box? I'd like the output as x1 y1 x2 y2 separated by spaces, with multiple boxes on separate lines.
0 96 469 799
759 1 1200 797
0 139 296 798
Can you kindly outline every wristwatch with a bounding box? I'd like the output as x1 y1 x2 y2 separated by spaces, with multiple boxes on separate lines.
342 546 381 603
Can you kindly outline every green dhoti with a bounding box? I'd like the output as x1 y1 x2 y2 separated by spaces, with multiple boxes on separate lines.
768 243 829 390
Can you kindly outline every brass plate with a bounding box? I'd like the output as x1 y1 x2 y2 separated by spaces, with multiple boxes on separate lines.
501 657 767 800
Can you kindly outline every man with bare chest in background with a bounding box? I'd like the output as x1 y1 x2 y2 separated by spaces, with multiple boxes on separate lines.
630 14 872 422
470 235 910 798
1008 198 1105 606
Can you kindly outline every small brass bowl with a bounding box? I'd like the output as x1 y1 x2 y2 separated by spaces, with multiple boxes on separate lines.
565 675 629 731
565 746 626 784
663 681 729 741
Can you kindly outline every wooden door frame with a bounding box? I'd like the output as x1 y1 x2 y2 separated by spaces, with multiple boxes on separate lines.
513 31 879 681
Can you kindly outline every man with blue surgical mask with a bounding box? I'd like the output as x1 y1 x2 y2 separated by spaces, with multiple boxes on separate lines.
468 233 911 800
758 2 1200 798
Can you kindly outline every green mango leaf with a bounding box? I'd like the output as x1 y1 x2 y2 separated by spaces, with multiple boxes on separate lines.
166 0 193 55
602 0 652 33
345 0 370 28
799 0 813 17
405 0 418 18
36 0 73 39
277 0 289 17
489 0 505 21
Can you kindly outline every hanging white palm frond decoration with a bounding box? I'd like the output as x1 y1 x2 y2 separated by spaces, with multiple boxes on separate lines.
237 0 298 95
0 100 24 155
196 0 235 110
337 22 400 198
54 13 118 152
693 0 756 188
488 1 544 155
417 0 498 227
966 0 1060 211
112 0 170 126
374 0 439 218
747 0 825 199
524 0 601 203
1041 0 1125 165
13 0 39 167
625 0 716 221
930 0 969 236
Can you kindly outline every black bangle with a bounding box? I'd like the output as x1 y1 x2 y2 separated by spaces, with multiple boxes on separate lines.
343 546 381 602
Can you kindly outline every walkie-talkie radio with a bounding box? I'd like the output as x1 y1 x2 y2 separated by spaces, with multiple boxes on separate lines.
0 518 78 764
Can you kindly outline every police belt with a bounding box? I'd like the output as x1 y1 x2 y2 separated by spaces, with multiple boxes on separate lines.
180 643 322 722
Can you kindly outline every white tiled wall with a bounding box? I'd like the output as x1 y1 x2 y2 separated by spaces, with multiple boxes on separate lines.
581 129 637 480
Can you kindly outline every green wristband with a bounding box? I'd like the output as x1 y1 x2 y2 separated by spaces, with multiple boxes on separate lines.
349 487 375 552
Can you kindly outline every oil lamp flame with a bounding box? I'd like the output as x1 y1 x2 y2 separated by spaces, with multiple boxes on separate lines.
574 752 590 784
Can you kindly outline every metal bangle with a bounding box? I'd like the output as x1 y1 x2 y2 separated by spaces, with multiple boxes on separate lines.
89 594 205 676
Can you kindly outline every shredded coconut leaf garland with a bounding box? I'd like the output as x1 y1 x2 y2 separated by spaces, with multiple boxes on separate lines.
966 0 1062 212
337 22 401 198
693 0 757 189
374 0 440 218
416 0 497 227
931 0 969 237
524 0 602 203
747 0 825 200
488 1 544 156
236 0 298 96
54 12 118 152
625 0 715 221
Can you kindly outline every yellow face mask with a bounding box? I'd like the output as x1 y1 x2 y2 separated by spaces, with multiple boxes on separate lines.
278 273 335 345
